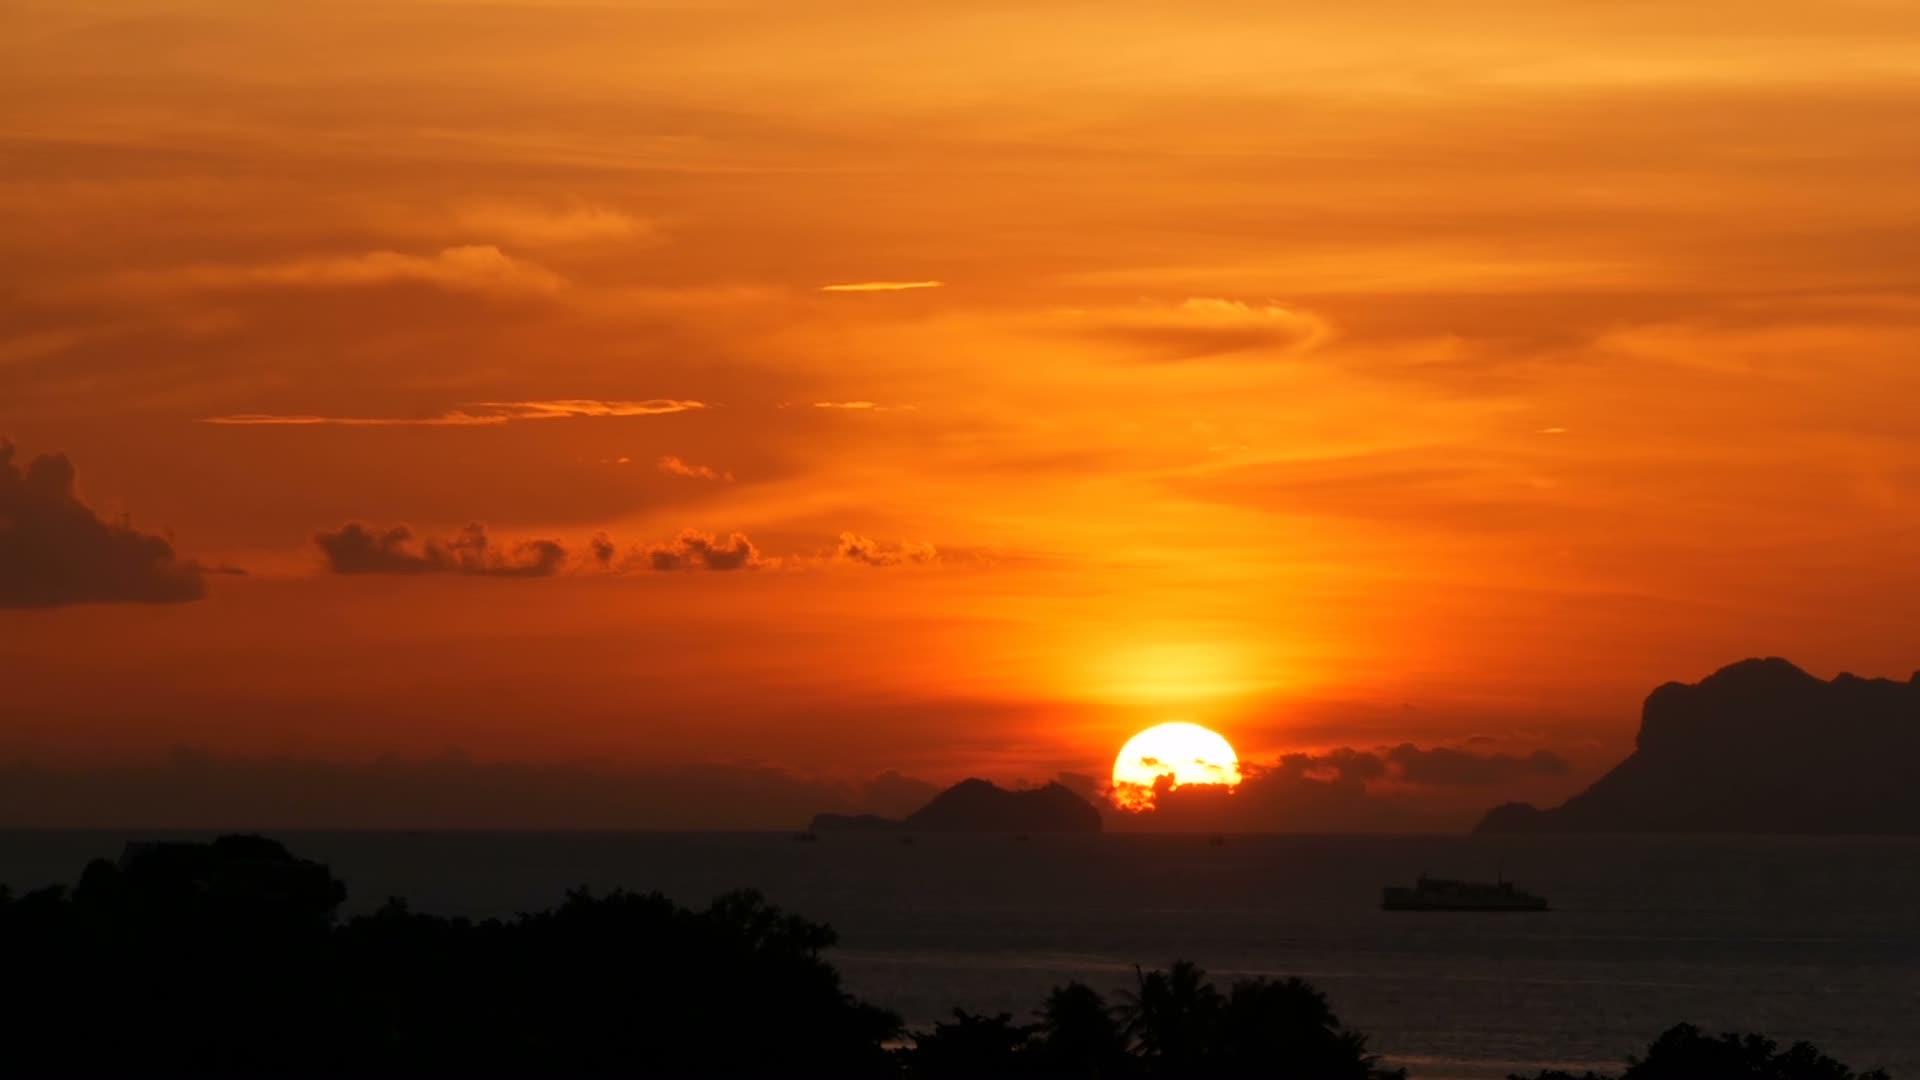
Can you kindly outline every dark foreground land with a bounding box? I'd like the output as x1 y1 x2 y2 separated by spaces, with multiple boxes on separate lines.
0 836 1890 1078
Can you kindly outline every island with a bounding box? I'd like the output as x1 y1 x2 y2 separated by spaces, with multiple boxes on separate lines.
812 778 1103 834
1477 657 1920 835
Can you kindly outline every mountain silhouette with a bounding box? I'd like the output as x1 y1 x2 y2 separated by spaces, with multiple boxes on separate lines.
1478 658 1920 835
812 778 1102 833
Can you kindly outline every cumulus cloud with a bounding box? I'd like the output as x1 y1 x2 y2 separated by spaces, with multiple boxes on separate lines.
657 455 732 481
0 440 208 608
201 399 707 426
1063 298 1330 361
820 280 944 292
645 529 762 571
315 522 567 578
836 532 938 567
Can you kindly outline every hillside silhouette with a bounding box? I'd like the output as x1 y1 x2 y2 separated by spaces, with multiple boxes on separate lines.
1479 658 1920 835
813 778 1103 834
0 835 1889 1077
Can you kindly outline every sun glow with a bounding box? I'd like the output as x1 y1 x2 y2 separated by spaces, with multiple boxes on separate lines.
1110 722 1242 811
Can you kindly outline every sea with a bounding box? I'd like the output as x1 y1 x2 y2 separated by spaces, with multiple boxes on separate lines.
3 830 1916 1079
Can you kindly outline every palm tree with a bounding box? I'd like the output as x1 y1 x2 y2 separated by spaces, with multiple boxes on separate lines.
1120 961 1223 1073
1033 981 1131 1076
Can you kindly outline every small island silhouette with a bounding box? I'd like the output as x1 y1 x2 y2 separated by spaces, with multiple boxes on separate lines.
1479 658 1920 835
812 777 1103 834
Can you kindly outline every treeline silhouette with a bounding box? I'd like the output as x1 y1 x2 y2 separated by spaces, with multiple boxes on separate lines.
0 836 1889 1078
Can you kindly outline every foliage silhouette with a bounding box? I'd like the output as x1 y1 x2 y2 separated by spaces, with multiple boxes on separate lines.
908 1009 1038 1076
1032 982 1134 1076
0 836 897 1076
1513 1022 1891 1080
1114 960 1404 1079
0 836 1894 1078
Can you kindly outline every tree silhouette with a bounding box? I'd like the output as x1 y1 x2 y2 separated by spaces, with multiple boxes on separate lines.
1032 981 1133 1077
1512 1022 1890 1080
1122 960 1224 1072
908 1009 1036 1076
1116 961 1403 1079
0 836 1892 1079
1218 976 1400 1079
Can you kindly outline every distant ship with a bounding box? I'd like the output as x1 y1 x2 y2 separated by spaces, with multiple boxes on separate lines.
1382 874 1549 912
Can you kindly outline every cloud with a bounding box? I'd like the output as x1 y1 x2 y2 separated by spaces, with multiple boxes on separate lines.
1063 298 1330 361
1382 743 1571 786
315 522 567 578
645 529 763 571
450 201 653 246
820 280 944 293
657 455 732 481
201 399 707 426
127 245 566 297
1119 741 1577 831
857 770 941 818
588 532 617 567
836 532 937 567
0 752 944 831
0 440 208 608
809 401 914 411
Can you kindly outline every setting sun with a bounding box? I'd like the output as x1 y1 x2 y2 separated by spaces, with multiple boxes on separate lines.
1111 722 1242 811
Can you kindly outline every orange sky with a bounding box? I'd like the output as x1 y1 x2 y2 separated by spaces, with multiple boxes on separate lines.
4 0 1919 826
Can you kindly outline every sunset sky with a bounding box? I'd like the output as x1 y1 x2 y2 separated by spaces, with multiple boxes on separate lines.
5 0 1919 827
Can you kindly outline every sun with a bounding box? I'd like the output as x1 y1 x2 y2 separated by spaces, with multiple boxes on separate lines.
1110 722 1242 811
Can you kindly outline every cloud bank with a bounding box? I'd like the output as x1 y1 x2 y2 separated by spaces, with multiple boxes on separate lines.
1123 742 1574 832
315 523 568 578
0 751 942 831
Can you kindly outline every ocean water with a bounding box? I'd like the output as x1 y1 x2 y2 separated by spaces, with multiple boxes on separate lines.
4 830 1916 1079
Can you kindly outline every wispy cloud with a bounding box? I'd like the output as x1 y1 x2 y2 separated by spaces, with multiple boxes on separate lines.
121 246 566 297
808 401 915 412
1058 298 1330 362
449 201 653 246
819 280 944 293
657 455 733 481
201 400 708 426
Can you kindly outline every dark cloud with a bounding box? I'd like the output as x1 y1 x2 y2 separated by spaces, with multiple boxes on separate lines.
646 529 761 571
0 440 207 608
0 751 939 832
1384 743 1571 786
1125 742 1578 833
1054 771 1104 805
315 522 567 577
1257 743 1568 788
836 531 937 567
857 769 941 819
588 532 617 568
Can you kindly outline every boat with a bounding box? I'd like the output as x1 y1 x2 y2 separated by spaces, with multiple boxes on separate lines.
1382 874 1548 911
